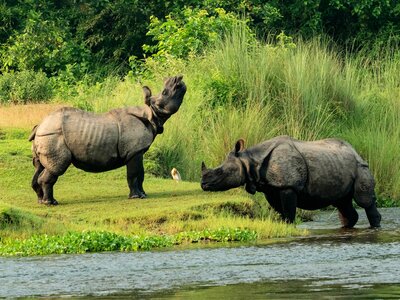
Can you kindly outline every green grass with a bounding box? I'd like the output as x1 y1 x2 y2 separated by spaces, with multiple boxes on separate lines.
0 134 305 255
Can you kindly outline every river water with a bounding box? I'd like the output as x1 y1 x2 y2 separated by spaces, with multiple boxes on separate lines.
1 208 399 299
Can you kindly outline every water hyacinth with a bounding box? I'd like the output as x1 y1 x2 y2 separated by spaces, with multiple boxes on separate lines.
0 228 258 256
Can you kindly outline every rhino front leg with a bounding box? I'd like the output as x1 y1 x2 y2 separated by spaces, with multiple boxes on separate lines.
279 189 297 223
38 169 59 205
127 152 146 199
353 166 381 228
364 202 381 228
32 157 44 203
354 192 381 228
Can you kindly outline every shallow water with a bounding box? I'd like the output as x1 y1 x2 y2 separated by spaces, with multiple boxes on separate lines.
0 208 399 299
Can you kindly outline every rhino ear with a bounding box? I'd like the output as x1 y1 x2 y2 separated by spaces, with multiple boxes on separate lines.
143 86 152 106
234 139 245 154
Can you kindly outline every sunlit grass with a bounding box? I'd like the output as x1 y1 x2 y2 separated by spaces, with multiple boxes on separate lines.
0 103 67 129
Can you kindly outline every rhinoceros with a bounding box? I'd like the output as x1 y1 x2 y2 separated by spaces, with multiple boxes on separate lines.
29 75 186 205
201 136 381 228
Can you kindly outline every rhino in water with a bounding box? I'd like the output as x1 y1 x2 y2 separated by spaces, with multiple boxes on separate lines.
201 136 381 228
29 75 186 205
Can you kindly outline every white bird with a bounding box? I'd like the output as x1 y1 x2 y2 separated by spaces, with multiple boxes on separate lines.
171 168 181 182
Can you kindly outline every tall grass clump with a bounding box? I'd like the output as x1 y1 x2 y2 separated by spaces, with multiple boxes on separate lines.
202 30 356 140
154 26 358 174
342 49 400 202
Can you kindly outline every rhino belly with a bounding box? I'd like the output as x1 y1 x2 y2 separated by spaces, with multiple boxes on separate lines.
71 156 125 172
296 193 338 210
62 111 122 171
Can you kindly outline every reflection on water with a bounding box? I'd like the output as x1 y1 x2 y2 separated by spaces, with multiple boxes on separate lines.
0 208 399 299
153 281 400 300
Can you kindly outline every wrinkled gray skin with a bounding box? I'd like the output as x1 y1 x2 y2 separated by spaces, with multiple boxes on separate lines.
29 75 186 205
201 136 381 228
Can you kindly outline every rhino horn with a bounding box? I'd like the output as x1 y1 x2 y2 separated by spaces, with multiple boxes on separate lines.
201 161 207 172
176 75 183 83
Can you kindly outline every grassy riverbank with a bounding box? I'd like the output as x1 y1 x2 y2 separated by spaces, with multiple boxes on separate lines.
0 127 305 256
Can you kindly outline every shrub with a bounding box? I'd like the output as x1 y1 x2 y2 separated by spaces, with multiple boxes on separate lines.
143 7 252 60
0 70 53 104
1 10 90 76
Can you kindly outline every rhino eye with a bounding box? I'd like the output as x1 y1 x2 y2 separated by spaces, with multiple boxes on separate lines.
162 90 168 96
216 169 223 175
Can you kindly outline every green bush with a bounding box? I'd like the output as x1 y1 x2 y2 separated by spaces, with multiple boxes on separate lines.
1 10 90 76
143 7 252 60
0 70 53 104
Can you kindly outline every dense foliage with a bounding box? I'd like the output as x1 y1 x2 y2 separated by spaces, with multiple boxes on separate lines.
1 0 399 78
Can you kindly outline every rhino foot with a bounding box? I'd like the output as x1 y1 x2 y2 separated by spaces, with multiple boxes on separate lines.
41 199 59 206
129 192 147 199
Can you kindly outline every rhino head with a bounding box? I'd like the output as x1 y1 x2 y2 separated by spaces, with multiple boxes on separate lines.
143 75 186 121
201 139 247 191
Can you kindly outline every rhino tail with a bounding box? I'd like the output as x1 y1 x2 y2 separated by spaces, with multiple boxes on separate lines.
28 125 38 141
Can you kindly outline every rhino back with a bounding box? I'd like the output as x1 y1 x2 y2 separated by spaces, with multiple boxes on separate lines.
36 108 65 136
295 139 358 199
257 142 306 191
61 108 120 169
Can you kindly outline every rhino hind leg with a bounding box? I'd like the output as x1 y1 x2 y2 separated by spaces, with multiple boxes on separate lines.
38 169 59 205
336 197 359 228
33 137 71 205
32 156 44 203
127 152 146 199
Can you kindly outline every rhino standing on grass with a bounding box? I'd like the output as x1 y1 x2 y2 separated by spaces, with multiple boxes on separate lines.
29 75 186 205
201 136 381 228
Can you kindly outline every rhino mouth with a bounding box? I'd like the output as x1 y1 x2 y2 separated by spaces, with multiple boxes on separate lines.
201 182 231 192
201 178 230 192
201 182 211 191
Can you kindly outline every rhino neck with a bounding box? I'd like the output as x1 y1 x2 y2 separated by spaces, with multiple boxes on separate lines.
238 153 259 195
149 105 174 135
